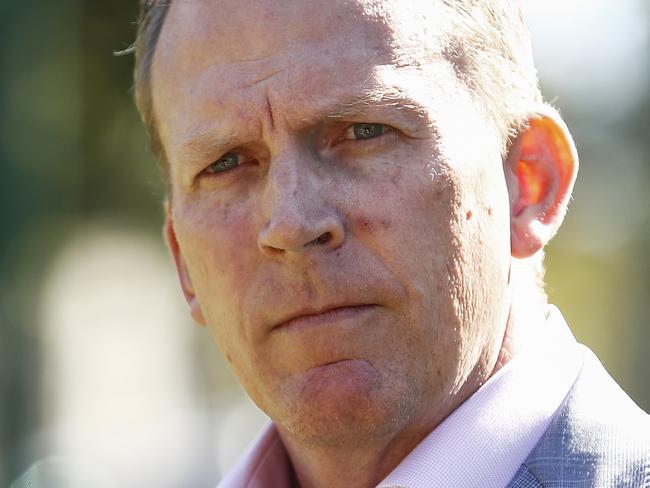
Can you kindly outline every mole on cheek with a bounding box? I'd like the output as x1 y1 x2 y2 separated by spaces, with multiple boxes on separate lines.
466 210 473 220
221 202 231 220
354 215 376 234
353 214 392 233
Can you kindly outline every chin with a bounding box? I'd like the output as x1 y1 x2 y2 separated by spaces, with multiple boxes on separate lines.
275 359 415 447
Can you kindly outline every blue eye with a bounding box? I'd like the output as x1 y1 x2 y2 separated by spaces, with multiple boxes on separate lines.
207 153 240 174
348 123 386 140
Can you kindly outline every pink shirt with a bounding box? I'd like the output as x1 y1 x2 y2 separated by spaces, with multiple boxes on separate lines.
218 307 583 488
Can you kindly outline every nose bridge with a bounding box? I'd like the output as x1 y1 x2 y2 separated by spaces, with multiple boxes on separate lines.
258 148 344 255
265 148 314 220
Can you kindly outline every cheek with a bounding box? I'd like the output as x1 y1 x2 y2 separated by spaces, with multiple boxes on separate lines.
462 164 512 288
352 160 461 275
174 198 277 400
348 158 466 336
174 198 259 328
442 167 512 381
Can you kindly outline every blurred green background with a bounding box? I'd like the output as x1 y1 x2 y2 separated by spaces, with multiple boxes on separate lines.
0 1 648 486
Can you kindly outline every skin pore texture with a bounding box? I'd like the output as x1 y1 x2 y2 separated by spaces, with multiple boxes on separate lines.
151 1 578 486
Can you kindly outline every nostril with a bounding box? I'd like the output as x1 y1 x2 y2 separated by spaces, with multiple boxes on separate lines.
312 232 331 245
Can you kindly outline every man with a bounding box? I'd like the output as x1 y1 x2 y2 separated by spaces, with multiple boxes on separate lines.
132 0 649 486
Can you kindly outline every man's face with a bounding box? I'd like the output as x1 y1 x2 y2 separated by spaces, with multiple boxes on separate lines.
152 0 512 445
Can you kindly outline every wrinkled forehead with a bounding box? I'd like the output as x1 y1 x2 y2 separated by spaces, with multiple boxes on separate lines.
150 0 461 156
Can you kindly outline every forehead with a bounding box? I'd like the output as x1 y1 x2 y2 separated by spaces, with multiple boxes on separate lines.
151 0 454 152
154 0 446 63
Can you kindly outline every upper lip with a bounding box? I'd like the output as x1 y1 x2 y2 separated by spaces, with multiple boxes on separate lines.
271 303 375 331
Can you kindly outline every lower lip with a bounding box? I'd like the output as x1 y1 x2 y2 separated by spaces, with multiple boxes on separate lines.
279 305 377 332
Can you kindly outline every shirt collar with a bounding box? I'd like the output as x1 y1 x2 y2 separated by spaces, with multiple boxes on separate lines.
217 421 293 488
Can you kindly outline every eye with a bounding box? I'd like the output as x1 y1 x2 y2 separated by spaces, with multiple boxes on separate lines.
205 152 241 175
344 123 389 141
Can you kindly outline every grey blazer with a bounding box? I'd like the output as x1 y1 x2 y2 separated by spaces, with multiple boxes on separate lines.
507 346 650 488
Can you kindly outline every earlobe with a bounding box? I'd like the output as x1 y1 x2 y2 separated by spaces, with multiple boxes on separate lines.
164 203 207 326
505 107 578 259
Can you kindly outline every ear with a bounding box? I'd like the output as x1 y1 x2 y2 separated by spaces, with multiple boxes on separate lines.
505 107 579 259
164 201 207 326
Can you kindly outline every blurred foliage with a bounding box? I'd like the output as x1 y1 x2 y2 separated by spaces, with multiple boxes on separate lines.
0 1 648 486
0 0 162 483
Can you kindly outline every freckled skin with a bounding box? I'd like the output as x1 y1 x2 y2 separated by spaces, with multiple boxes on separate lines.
153 0 514 483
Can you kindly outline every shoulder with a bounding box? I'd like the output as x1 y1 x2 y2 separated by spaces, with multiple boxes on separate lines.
509 345 650 488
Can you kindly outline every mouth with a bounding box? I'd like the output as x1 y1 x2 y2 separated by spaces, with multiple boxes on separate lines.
273 304 378 333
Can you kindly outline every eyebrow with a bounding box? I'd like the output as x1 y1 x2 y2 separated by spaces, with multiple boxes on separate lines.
175 89 430 162
176 128 243 166
319 91 426 121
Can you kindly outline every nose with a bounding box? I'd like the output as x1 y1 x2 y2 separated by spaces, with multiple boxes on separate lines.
258 154 345 257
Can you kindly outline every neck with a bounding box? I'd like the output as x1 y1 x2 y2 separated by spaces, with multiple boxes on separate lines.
493 258 548 374
278 422 432 488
